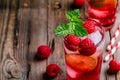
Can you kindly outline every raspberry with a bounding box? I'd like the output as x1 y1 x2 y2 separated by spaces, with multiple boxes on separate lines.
83 20 96 34
37 45 51 59
65 34 81 46
46 64 60 77
79 38 94 48
73 0 85 7
79 38 96 56
64 40 81 51
64 34 81 51
108 59 120 74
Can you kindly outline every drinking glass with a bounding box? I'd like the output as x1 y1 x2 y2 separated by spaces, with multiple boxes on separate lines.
63 20 105 80
87 0 118 30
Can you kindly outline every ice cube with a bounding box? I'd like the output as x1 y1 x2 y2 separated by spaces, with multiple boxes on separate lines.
88 31 102 45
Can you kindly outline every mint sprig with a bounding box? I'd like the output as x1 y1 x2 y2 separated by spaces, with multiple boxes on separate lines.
54 9 88 37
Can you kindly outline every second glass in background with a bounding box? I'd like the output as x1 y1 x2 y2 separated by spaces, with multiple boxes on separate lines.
87 0 118 30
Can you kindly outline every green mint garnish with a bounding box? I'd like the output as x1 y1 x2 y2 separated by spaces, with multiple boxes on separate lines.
54 9 88 37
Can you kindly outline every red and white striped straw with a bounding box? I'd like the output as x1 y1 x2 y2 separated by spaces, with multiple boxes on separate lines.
107 25 120 51
104 41 120 62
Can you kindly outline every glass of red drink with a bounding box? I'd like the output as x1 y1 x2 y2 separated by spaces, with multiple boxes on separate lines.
88 0 118 30
54 10 105 80
63 20 105 80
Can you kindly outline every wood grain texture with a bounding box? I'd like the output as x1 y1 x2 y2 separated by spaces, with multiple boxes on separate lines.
0 0 120 80
0 0 22 80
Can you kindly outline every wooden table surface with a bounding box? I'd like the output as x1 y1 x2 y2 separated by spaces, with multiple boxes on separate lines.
0 0 120 80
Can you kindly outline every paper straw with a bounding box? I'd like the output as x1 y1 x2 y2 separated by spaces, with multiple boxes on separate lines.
107 25 120 51
104 41 120 62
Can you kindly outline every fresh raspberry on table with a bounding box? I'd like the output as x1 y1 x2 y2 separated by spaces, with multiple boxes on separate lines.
37 45 51 59
108 59 120 74
46 64 60 77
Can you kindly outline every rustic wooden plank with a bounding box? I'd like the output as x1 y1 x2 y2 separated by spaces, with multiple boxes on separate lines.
0 3 5 61
28 0 48 80
100 31 111 80
0 0 23 80
9 0 35 80
13 8 29 80
0 0 6 79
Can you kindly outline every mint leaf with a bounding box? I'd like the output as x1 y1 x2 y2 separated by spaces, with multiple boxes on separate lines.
54 9 88 37
66 9 80 22
68 22 88 37
73 24 88 37
54 24 71 37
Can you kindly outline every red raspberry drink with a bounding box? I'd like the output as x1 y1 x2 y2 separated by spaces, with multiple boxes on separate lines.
64 21 105 80
54 10 105 80
88 0 118 30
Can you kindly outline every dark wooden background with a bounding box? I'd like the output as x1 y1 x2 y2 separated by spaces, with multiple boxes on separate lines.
0 0 120 80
